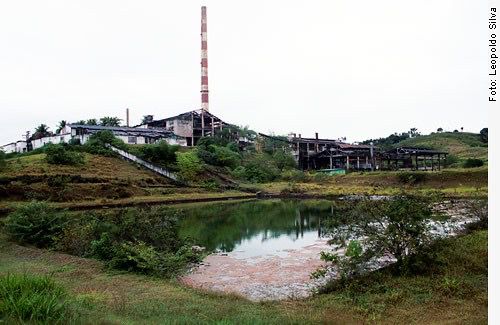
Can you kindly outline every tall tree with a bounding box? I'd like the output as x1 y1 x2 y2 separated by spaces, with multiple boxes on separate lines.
480 128 488 143
33 124 51 140
99 117 121 127
86 118 98 125
55 120 67 134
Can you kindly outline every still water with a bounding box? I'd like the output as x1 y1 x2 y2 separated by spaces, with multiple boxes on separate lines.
178 199 334 258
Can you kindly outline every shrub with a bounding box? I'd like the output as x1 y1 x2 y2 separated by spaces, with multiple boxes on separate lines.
444 154 459 167
463 158 484 168
196 143 241 169
240 153 280 183
398 172 426 184
129 141 180 167
4 201 68 248
281 169 307 182
0 273 70 324
176 150 203 182
313 172 329 183
83 131 128 156
45 144 84 166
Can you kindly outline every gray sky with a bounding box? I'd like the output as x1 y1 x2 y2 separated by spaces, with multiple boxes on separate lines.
0 0 490 145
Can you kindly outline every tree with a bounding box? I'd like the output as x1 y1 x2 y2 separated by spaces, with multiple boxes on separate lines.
437 127 443 132
460 127 464 132
141 115 154 125
55 120 67 134
86 118 98 125
99 117 121 127
74 120 86 125
453 129 459 133
314 194 446 278
480 128 488 143
32 124 51 139
176 150 203 181
409 128 420 138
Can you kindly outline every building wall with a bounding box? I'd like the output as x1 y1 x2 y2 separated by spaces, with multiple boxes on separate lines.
0 143 16 153
173 119 193 138
31 134 72 150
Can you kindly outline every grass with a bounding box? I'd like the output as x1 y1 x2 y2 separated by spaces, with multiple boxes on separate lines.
0 228 487 324
0 273 71 324
244 167 488 198
396 132 488 163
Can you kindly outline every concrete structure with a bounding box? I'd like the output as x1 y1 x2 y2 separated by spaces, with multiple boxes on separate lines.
142 109 228 146
0 140 27 154
201 6 209 112
66 124 187 146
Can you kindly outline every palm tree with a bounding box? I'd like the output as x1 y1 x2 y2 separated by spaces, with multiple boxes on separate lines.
86 118 98 125
55 120 67 134
33 124 51 140
99 116 121 127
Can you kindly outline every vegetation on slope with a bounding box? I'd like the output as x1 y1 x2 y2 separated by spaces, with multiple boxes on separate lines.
396 132 488 165
0 227 487 324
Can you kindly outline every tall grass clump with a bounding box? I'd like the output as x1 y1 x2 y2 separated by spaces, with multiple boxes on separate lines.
4 201 68 248
0 273 70 324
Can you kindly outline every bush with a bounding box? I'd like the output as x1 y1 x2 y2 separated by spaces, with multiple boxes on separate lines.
108 241 199 276
316 194 446 278
281 169 307 182
4 201 68 248
239 153 280 183
0 273 70 324
83 131 128 156
398 172 426 184
45 144 84 166
312 172 329 183
196 142 241 169
444 154 459 167
129 141 180 167
463 158 484 168
176 150 203 182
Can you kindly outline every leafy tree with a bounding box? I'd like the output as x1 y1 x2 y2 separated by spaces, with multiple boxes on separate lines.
74 120 86 125
453 129 459 133
83 130 128 156
141 115 153 124
55 120 67 134
86 118 98 125
176 150 204 181
480 128 488 143
437 127 443 132
99 116 121 127
315 194 446 278
272 150 296 171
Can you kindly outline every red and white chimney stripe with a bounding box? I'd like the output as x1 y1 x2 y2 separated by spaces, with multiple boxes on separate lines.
201 6 209 111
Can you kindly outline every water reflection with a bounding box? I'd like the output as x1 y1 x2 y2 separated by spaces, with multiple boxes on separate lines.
178 199 333 258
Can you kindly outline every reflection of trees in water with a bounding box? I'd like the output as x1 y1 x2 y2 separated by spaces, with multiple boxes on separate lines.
178 200 333 252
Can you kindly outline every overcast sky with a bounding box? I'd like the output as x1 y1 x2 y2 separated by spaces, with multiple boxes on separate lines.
0 0 490 145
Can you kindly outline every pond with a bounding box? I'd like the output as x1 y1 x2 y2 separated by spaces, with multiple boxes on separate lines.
178 199 334 259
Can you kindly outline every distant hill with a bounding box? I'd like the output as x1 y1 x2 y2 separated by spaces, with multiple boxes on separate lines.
395 132 488 163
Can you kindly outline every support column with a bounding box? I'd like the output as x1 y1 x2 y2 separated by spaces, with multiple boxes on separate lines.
357 156 360 170
346 155 350 170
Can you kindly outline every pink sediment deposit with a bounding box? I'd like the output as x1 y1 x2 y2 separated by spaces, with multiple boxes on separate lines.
181 239 331 301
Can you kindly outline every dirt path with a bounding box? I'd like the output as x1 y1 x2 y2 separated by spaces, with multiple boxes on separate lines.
181 238 330 301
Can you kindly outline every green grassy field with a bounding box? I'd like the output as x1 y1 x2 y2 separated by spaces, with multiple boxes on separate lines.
396 132 488 164
0 230 487 324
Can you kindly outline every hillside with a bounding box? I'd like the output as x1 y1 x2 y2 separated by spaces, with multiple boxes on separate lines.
394 132 488 163
0 153 252 210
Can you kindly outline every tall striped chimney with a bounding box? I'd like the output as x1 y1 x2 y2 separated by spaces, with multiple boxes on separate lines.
201 6 209 111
